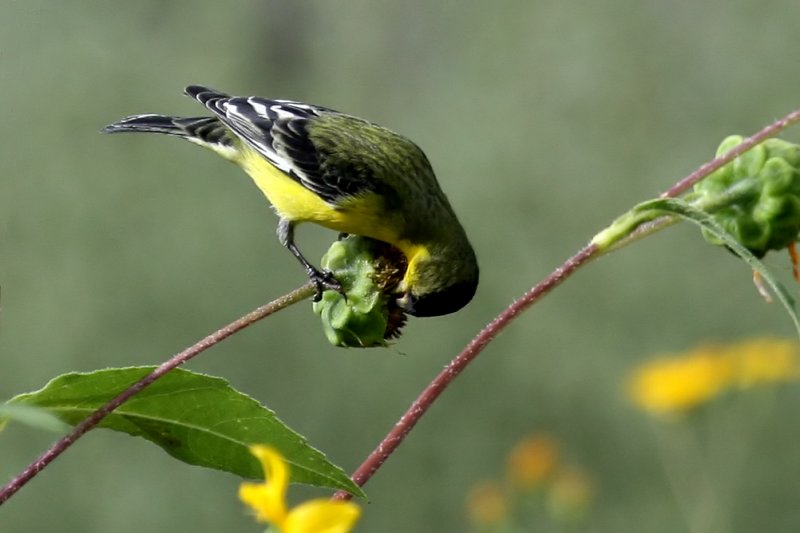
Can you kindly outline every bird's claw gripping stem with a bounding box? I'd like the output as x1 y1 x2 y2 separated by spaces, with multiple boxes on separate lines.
308 268 345 302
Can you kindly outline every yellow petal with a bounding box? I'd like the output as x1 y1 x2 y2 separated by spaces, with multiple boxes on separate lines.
465 481 507 525
283 499 361 533
506 434 559 488
239 482 278 524
726 338 800 387
239 445 289 524
628 349 732 415
546 466 594 521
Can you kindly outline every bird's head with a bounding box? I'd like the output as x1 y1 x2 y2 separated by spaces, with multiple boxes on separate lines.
395 244 479 317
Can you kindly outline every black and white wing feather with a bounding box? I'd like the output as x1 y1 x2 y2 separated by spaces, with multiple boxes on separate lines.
185 85 346 203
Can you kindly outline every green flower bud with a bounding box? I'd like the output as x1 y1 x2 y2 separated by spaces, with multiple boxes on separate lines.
313 236 407 347
693 135 800 257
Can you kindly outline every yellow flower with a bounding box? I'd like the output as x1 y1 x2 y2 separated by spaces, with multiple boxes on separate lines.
546 466 593 522
506 434 559 489
724 338 800 388
629 339 800 416
239 445 361 533
465 481 507 526
628 346 733 415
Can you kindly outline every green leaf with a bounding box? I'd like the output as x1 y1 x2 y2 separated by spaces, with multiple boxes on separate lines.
0 403 71 433
633 198 800 337
7 367 365 497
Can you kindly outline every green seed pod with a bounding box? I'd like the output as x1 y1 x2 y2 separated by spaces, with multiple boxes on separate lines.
694 135 800 257
313 236 407 347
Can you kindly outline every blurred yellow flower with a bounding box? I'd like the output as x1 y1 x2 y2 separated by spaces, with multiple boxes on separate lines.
506 433 559 488
629 339 800 415
629 348 731 415
465 481 508 526
725 338 800 388
546 466 594 521
239 445 361 533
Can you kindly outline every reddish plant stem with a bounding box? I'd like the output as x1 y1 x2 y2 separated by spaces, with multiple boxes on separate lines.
334 107 800 500
0 283 315 506
333 243 599 499
663 109 800 198
5 108 800 506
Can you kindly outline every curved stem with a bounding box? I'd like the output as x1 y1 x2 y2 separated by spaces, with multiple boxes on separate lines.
333 243 599 499
334 107 800 499
0 283 315 506
598 176 761 253
662 109 800 197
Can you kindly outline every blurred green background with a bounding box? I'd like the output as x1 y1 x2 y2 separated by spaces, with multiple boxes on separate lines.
4 1 800 531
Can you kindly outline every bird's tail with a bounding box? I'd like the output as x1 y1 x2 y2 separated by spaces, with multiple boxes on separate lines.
101 114 238 160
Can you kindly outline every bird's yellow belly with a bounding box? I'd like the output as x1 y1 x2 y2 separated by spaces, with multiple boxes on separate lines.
240 149 428 291
240 150 400 244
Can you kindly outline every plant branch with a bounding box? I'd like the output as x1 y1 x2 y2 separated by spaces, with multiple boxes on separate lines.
662 109 800 198
333 243 599 499
333 106 800 500
0 283 315 506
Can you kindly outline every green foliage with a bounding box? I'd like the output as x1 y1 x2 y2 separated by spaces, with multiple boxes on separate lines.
7 367 365 497
0 403 71 433
692 136 800 257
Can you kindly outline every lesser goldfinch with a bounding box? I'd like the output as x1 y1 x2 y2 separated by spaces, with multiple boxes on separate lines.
102 86 478 317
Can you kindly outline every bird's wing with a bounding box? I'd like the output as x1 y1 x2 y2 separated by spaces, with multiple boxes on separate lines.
185 85 359 204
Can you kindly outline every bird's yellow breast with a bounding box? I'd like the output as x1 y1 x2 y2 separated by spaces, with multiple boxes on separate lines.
240 149 335 223
239 148 400 243
239 146 430 291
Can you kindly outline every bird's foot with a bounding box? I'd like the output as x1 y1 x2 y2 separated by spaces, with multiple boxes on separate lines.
309 268 345 302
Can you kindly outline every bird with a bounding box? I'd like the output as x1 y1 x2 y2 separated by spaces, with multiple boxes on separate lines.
102 85 478 317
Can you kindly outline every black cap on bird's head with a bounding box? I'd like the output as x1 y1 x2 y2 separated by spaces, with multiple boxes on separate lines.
397 277 479 317
393 233 480 317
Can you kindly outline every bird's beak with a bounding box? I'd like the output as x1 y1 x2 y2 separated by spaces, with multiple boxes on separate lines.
396 292 416 314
